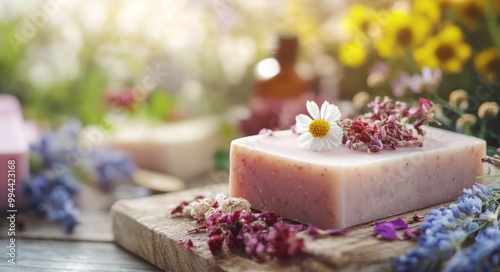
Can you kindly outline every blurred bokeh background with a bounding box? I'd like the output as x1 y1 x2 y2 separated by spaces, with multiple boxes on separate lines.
1 0 500 232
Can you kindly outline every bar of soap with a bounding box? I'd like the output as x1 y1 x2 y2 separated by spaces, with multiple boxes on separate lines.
100 116 220 180
0 95 29 210
229 127 486 229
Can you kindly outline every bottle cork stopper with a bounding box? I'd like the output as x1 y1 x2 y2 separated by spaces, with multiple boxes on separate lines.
275 36 298 65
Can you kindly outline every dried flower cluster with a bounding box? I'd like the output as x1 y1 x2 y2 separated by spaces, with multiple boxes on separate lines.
171 194 346 261
482 155 500 168
339 96 436 153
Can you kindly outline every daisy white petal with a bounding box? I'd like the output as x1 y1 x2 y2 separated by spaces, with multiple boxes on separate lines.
326 132 341 147
297 133 313 147
311 138 325 151
328 104 341 122
296 114 313 126
306 100 320 119
323 106 334 122
320 101 330 119
295 114 312 133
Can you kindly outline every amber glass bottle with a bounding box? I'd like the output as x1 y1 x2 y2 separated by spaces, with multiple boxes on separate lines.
255 36 309 98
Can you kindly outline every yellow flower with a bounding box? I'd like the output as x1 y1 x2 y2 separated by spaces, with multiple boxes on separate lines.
448 0 500 28
375 12 430 58
413 0 441 25
342 4 379 36
450 0 484 29
338 41 368 68
474 47 500 82
413 24 472 73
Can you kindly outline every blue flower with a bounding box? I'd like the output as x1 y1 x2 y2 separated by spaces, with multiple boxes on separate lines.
394 183 498 271
32 119 82 166
443 237 500 272
21 170 80 233
90 147 136 189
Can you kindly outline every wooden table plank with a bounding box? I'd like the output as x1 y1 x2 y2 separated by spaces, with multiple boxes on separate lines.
111 184 448 272
0 239 161 271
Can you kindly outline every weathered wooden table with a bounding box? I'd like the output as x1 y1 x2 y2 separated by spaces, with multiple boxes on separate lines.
0 184 161 272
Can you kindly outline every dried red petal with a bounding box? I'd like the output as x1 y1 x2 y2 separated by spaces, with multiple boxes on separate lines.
179 239 194 250
403 228 421 239
170 201 189 216
208 235 224 254
257 211 279 226
413 214 425 222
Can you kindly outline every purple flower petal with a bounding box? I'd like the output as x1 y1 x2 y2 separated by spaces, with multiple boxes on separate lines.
375 218 408 229
374 222 398 240
390 218 409 230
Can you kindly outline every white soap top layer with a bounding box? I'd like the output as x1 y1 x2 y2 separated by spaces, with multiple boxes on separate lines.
231 126 485 167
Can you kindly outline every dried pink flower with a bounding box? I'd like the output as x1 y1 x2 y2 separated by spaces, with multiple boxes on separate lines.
340 96 436 153
403 228 421 239
413 214 425 222
208 235 224 254
305 225 348 237
178 239 194 250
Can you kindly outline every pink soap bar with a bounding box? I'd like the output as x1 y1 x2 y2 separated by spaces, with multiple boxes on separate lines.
0 95 29 210
229 127 486 229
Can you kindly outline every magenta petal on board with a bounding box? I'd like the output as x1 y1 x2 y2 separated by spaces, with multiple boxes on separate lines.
374 222 398 240
403 228 421 239
390 218 409 230
375 218 408 230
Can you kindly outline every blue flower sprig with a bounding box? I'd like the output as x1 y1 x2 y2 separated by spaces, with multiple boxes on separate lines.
394 184 500 271
22 119 136 233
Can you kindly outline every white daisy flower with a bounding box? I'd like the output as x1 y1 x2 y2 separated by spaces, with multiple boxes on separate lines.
295 100 343 151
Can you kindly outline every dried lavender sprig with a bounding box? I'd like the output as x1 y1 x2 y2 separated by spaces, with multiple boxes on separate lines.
394 184 500 271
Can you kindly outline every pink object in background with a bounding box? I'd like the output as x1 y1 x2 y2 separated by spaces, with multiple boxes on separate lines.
229 127 485 229
0 95 29 210
240 91 333 135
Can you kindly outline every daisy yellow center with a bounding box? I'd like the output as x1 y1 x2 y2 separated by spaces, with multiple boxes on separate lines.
309 119 330 138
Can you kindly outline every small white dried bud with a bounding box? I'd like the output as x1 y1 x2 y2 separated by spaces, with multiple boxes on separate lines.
219 197 251 214
182 205 193 218
215 193 229 204
189 201 212 219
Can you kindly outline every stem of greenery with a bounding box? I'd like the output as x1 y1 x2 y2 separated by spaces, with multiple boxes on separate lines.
485 0 500 55
479 120 488 139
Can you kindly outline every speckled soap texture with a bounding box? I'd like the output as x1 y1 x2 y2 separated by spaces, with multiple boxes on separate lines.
229 126 486 229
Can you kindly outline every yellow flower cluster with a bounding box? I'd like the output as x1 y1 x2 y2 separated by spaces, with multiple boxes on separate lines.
338 0 500 79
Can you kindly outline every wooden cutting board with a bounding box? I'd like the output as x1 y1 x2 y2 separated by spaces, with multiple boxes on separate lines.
111 183 450 272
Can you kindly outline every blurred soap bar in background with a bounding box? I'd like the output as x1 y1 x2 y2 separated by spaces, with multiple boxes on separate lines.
0 95 29 210
102 116 221 180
